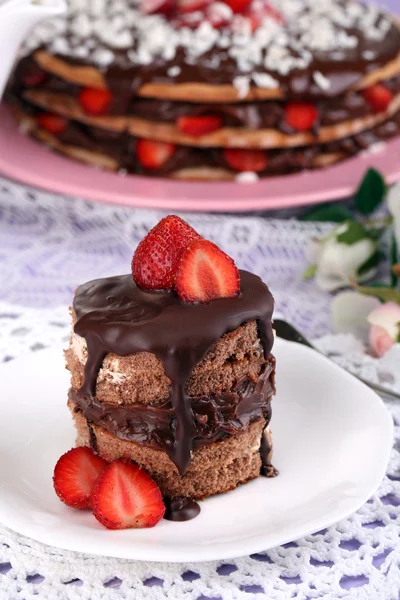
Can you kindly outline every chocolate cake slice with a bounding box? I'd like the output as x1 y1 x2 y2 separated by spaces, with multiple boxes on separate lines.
65 270 276 508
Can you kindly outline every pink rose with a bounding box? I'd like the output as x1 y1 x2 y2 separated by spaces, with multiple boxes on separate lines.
368 302 400 357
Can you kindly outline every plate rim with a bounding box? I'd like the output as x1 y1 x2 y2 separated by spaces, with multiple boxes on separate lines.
0 340 393 562
1 103 400 213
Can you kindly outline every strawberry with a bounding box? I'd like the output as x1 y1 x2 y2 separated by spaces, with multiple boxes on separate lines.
224 148 268 172
362 84 393 113
91 460 165 529
53 447 108 510
177 115 222 137
136 139 176 169
222 0 251 13
284 102 318 132
177 0 210 13
22 70 47 87
78 87 112 115
132 215 201 290
37 113 68 134
141 0 175 14
174 239 240 303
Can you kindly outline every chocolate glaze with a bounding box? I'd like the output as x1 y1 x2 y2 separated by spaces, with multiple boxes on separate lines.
164 497 201 521
73 271 275 476
69 358 275 454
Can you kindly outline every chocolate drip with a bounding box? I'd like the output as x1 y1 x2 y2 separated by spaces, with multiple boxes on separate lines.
260 429 279 478
163 497 201 521
73 270 274 476
87 422 98 453
68 359 275 454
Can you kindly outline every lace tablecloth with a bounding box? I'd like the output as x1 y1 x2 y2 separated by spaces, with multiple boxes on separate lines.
0 177 399 600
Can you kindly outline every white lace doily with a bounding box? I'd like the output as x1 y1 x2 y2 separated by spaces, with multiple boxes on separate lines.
0 177 399 599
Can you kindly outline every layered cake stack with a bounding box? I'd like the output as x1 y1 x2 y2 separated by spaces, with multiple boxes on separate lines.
60 217 276 523
7 0 400 180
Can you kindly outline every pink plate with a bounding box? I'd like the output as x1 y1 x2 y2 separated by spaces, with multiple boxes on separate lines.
1 104 400 212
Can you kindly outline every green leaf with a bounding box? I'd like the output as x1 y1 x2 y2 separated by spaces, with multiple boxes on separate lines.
336 221 371 245
303 264 317 279
301 204 353 223
355 168 386 215
357 250 384 276
353 283 400 303
397 325 400 344
391 233 399 288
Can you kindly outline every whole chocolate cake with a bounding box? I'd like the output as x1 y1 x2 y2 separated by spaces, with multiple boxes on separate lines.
7 0 400 180
61 217 276 522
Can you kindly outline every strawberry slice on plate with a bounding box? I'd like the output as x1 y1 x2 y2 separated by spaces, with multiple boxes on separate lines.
78 88 112 115
284 102 319 132
174 239 240 303
37 113 68 134
91 460 165 529
177 115 223 137
362 84 393 113
224 148 268 172
141 0 175 14
132 215 201 290
53 447 108 510
136 139 176 169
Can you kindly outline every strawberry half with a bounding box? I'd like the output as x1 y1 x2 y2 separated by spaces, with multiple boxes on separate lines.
78 88 112 115
136 139 176 169
141 0 175 14
132 215 201 290
222 0 251 13
53 447 108 510
37 113 68 134
284 102 318 132
362 84 393 113
177 115 222 137
174 239 240 303
177 0 210 13
91 460 165 529
224 148 268 172
22 70 47 87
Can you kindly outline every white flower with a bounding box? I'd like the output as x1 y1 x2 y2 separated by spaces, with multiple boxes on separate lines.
387 181 400 251
306 221 379 292
331 290 380 341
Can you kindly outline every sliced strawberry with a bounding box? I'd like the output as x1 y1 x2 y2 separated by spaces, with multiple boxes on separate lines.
136 139 176 169
53 447 108 510
37 113 68 134
91 460 165 529
174 239 240 303
132 215 201 290
177 0 210 13
362 84 393 113
177 115 222 137
284 102 319 132
222 0 251 13
78 87 112 115
22 70 47 87
224 148 268 172
141 0 175 14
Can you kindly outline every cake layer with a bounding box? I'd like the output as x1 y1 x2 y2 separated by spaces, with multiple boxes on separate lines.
11 55 400 126
66 319 267 404
68 354 275 453
14 104 400 179
69 271 274 475
72 409 272 499
21 88 400 149
21 0 400 102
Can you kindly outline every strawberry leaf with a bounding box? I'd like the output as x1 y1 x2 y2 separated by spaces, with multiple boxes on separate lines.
301 204 353 223
355 168 386 215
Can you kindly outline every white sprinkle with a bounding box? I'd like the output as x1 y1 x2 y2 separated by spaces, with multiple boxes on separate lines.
362 49 376 60
233 76 250 99
253 72 279 89
167 65 181 77
313 71 331 91
236 172 260 183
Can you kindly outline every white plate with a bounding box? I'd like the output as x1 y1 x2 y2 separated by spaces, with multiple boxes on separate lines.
0 338 392 562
